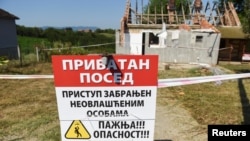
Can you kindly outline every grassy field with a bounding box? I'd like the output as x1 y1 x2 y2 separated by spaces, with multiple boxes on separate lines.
18 36 51 54
17 36 116 63
0 61 249 140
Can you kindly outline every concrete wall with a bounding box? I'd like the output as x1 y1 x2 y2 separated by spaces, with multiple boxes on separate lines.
0 19 19 59
116 29 221 65
116 30 130 54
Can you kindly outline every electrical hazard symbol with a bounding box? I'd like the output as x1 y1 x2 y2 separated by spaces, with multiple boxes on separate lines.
65 120 91 139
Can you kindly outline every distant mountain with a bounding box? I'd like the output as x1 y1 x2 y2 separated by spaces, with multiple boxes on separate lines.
41 26 99 31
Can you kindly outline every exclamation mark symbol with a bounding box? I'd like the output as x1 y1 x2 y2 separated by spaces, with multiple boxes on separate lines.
144 131 149 138
141 131 150 138
136 121 140 129
138 121 145 129
141 121 145 129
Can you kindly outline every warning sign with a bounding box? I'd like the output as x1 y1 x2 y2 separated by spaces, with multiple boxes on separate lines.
65 120 90 139
52 55 158 141
60 120 156 141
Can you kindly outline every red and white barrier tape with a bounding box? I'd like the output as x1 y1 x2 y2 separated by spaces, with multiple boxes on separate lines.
0 75 54 79
158 73 250 88
0 73 249 87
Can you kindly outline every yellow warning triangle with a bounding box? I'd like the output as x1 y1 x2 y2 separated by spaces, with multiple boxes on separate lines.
65 120 91 139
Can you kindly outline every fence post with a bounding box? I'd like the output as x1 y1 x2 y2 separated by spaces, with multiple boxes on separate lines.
17 45 21 60
36 47 39 62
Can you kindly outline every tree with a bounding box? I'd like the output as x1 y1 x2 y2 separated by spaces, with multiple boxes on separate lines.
229 0 245 13
145 0 191 14
216 0 245 17
241 0 250 52
146 0 167 14
242 0 250 36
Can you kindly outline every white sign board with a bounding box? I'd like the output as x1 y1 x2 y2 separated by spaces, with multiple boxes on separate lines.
52 55 158 141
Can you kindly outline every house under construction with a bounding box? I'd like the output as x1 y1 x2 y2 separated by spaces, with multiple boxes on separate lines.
116 0 247 65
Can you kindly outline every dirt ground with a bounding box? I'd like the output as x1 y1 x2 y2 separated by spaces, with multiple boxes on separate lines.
154 101 207 141
154 63 208 141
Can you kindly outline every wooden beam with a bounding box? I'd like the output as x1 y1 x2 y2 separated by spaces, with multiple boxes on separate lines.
224 2 232 26
228 2 241 26
181 4 186 23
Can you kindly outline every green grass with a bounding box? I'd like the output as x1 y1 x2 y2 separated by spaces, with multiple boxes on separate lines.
18 36 51 54
17 36 115 62
99 33 115 38
158 63 250 125
219 63 250 73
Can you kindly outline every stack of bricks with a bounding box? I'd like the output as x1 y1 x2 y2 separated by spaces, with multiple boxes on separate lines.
200 19 220 33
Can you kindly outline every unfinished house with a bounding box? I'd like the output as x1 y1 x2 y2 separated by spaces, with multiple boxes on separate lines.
216 2 247 62
116 0 245 65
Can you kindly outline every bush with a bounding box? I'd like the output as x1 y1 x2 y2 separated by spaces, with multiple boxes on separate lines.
23 53 37 62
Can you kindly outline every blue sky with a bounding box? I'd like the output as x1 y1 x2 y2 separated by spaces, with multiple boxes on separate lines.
0 0 132 29
1 0 212 29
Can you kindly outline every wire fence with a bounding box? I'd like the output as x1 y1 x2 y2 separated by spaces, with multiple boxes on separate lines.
34 42 116 62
